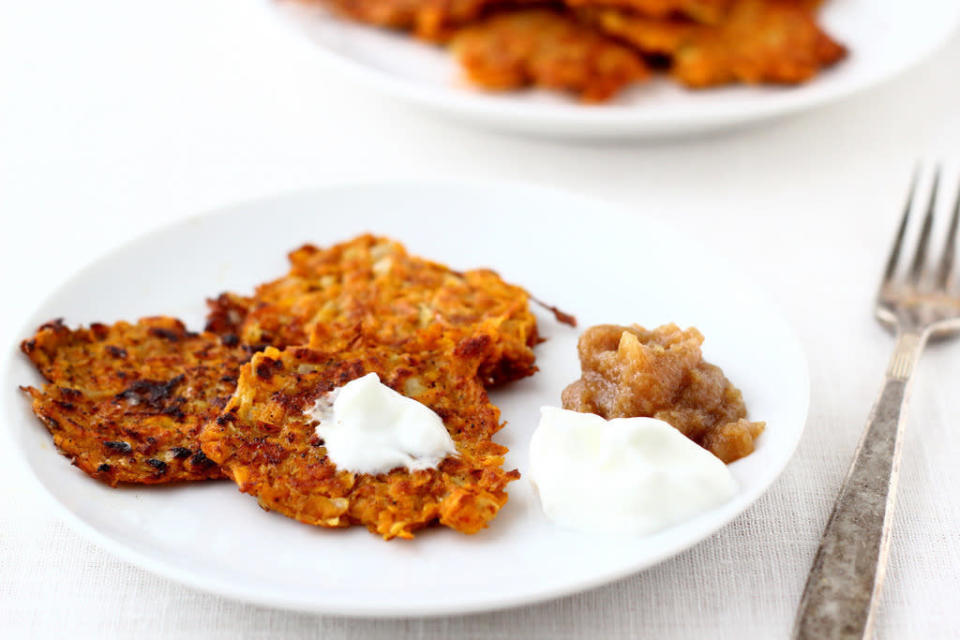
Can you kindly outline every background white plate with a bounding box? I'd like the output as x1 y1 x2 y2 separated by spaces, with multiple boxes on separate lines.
265 0 960 138
2 182 808 616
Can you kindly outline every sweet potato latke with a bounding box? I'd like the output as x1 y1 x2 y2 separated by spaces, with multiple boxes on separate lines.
561 323 764 463
451 9 649 102
580 0 846 87
20 317 250 485
300 0 845 102
199 330 520 539
313 0 529 41
206 234 539 387
564 0 733 24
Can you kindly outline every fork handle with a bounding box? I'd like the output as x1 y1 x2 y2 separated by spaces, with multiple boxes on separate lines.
792 329 928 640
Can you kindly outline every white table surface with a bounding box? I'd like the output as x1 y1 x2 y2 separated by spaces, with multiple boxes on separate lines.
2 1 959 638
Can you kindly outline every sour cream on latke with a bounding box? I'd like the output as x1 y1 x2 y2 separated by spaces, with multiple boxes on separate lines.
529 407 737 535
306 373 456 475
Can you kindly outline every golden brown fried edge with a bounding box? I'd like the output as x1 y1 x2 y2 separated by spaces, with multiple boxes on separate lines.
205 234 541 387
200 330 520 540
564 0 733 24
578 0 846 87
302 0 538 41
451 8 650 102
20 317 250 485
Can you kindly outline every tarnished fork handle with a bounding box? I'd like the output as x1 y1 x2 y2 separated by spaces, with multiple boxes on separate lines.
792 328 927 640
793 167 960 639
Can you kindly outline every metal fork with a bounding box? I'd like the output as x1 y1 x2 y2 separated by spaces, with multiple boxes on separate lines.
793 168 960 640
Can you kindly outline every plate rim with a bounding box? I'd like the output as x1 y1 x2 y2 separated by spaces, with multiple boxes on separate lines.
262 0 960 137
1 179 811 617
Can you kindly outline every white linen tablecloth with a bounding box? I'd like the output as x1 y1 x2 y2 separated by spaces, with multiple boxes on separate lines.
2 1 959 637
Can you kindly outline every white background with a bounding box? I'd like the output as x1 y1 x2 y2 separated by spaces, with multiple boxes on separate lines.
2 0 959 638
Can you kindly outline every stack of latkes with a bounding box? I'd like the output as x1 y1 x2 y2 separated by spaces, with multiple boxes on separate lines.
308 0 846 102
20 235 544 539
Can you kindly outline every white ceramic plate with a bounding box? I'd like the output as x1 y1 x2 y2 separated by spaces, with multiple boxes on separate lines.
2 182 808 616
264 0 960 138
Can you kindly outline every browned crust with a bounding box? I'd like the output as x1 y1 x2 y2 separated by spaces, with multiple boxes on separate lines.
564 0 732 24
297 0 845 101
205 234 540 387
579 0 846 87
199 329 520 540
20 317 251 485
451 8 650 102
305 0 540 41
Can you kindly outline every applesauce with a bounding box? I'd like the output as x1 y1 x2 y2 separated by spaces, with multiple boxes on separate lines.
561 324 764 463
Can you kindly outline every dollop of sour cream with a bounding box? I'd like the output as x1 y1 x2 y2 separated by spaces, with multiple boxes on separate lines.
529 407 737 535
306 373 456 475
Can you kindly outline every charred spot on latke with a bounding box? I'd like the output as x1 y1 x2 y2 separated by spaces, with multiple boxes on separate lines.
20 316 250 485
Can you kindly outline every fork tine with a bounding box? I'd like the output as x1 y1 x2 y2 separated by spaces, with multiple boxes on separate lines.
936 177 960 288
908 166 940 283
884 169 919 283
